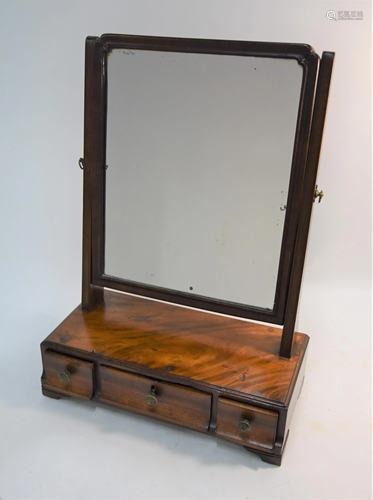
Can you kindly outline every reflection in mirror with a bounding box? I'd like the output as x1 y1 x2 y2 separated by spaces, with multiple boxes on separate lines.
104 49 302 310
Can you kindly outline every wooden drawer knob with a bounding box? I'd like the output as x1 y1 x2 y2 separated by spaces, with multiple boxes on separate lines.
57 370 71 383
144 386 157 405
237 419 251 432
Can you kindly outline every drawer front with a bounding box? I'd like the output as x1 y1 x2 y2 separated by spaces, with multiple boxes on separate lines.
100 366 211 432
42 350 94 399
216 398 278 450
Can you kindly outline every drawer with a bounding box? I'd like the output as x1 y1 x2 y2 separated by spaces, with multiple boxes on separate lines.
216 398 278 450
100 366 212 432
42 350 94 399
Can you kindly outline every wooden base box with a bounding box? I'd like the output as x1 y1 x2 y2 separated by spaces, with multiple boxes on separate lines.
41 289 308 466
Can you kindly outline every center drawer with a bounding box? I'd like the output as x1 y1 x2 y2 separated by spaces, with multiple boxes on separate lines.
99 366 212 432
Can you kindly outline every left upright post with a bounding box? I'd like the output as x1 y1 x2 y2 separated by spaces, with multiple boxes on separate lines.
81 36 104 311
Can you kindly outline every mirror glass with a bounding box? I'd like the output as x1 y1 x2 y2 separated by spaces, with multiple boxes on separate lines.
104 49 302 310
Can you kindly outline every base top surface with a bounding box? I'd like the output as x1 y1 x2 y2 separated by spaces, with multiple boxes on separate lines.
45 290 308 404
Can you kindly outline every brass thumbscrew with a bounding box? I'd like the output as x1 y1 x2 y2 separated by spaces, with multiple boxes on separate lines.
314 185 324 203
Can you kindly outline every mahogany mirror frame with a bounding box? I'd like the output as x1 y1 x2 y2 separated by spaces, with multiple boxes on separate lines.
81 34 334 358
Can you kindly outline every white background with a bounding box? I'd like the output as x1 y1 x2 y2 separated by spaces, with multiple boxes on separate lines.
0 1 371 499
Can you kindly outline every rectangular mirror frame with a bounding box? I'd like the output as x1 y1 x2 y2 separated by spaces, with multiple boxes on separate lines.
81 34 334 357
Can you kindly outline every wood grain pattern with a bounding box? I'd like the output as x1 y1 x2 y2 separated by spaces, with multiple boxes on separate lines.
41 289 310 464
216 398 278 450
45 290 308 404
100 366 211 431
42 350 94 399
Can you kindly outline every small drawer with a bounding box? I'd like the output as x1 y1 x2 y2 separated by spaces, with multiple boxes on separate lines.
100 366 212 432
216 398 278 450
42 350 94 399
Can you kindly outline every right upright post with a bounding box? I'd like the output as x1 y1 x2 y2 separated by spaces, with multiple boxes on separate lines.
280 52 335 359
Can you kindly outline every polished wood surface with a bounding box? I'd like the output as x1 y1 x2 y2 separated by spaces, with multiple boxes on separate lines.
100 366 211 431
45 290 308 404
42 350 94 399
216 398 278 450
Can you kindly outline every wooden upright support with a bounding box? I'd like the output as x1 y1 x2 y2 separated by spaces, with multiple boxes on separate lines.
280 52 335 358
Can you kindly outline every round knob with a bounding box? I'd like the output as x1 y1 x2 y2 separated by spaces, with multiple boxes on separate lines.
57 370 71 383
144 386 157 405
237 419 251 432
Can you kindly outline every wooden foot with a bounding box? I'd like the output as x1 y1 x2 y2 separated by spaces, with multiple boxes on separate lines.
243 446 282 466
42 387 63 400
